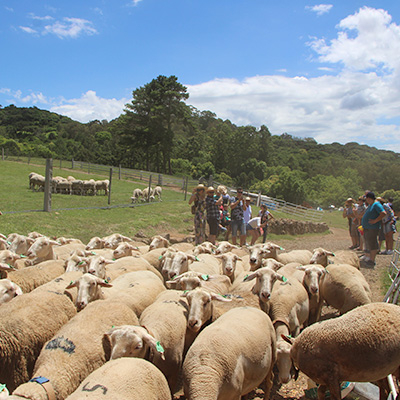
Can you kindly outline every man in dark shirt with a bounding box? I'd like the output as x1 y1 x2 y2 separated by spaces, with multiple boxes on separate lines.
230 187 247 246
205 186 223 244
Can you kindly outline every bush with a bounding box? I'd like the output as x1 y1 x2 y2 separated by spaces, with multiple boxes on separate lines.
170 158 193 176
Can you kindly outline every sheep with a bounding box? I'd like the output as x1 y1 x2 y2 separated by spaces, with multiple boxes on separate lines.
71 179 84 195
8 234 35 256
113 242 141 259
249 243 275 270
105 290 188 394
65 358 171 400
95 179 109 195
149 235 169 250
187 254 222 276
29 173 45 191
131 188 143 203
263 243 312 265
103 233 133 249
216 251 248 283
0 249 23 268
284 302 400 400
310 247 360 269
183 307 276 400
167 271 231 293
66 270 165 315
56 237 83 245
142 186 151 201
319 263 372 314
86 236 105 250
170 242 195 252
64 253 89 273
26 236 60 264
7 259 66 293
152 185 162 201
192 241 216 256
214 241 240 255
27 231 45 239
141 247 170 272
162 250 197 280
12 299 138 400
0 278 22 303
53 242 86 261
0 290 76 392
267 277 309 384
82 179 96 195
242 266 287 313
0 238 8 250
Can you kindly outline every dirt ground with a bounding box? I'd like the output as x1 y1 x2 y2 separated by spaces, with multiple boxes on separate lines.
175 227 398 400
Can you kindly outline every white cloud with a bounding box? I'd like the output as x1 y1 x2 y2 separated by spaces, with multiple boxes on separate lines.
132 0 143 5
50 91 128 122
306 4 333 16
20 16 97 39
43 18 97 39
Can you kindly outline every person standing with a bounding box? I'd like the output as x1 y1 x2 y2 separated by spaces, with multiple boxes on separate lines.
361 192 386 268
343 198 358 249
258 204 274 243
188 183 206 245
230 188 247 246
205 186 223 245
377 197 396 255
353 196 366 251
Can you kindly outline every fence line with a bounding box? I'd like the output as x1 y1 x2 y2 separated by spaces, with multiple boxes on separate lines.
2 153 323 221
383 234 400 303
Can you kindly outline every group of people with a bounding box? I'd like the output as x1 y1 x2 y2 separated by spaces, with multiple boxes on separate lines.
189 184 274 246
343 192 397 268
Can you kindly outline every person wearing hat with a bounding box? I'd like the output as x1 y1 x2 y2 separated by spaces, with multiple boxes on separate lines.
189 183 206 245
376 196 396 255
258 203 274 243
361 192 386 267
205 186 223 245
342 198 358 249
230 187 247 246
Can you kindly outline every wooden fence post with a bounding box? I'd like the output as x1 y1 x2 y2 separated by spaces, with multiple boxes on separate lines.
108 168 113 206
184 176 189 201
72 158 74 169
43 158 53 212
147 175 152 202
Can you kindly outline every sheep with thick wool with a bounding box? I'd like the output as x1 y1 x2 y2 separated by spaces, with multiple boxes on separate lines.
11 299 138 400
183 307 276 400
65 358 171 400
0 290 76 392
285 302 400 400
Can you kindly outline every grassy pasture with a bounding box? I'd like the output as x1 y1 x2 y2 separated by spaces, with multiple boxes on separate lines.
0 160 346 242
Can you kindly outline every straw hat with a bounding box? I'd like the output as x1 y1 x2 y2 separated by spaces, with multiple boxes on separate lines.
245 197 251 201
195 183 206 190
345 197 354 204
206 186 215 193
376 196 386 203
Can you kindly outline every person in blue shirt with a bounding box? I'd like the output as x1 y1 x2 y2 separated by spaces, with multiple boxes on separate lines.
361 192 386 268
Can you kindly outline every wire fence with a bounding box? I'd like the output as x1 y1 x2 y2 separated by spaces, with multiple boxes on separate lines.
383 234 400 304
2 152 324 222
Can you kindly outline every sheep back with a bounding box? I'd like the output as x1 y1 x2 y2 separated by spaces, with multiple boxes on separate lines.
12 299 138 400
65 358 171 400
0 291 76 392
106 256 163 281
291 302 400 386
183 307 276 399
320 264 371 313
277 250 312 265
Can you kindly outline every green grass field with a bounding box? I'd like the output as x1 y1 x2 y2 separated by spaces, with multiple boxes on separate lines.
0 159 347 242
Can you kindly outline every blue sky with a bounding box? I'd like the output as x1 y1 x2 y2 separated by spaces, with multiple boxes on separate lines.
1 1 400 153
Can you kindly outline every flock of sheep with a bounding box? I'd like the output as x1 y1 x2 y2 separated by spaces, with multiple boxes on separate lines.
0 232 399 399
28 173 110 196
131 186 162 203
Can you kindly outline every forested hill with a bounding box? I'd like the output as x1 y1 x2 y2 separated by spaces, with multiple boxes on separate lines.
1 101 399 209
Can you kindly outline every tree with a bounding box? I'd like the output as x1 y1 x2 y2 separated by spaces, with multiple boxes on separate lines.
124 75 189 173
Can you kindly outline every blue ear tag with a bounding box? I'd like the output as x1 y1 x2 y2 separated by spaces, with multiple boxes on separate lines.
201 274 209 281
30 376 49 384
282 276 288 282
156 341 164 354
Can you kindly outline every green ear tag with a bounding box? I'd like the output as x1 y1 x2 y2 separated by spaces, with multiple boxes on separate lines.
282 276 288 282
280 247 284 250
91 251 96 255
332 253 336 256
158 255 163 260
7 241 11 245
0 384 6 392
78 261 84 265
20 254 26 258
104 279 109 284
201 274 209 281
111 325 115 329
70 281 74 285
112 258 116 261
8 264 15 269
243 274 249 281
156 341 164 354
195 256 200 261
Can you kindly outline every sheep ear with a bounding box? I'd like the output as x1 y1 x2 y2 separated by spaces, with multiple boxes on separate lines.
215 255 224 259
49 240 61 246
210 293 231 302
296 265 306 271
281 334 294 345
277 274 288 283
65 280 78 289
243 272 258 282
98 279 113 288
166 276 180 284
143 333 165 361
187 255 196 262
234 255 242 261
102 333 112 361
104 259 115 265
326 251 335 256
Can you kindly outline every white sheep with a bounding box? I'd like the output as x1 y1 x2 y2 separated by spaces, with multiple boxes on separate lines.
105 290 188 394
26 236 60 264
86 236 105 250
8 234 35 256
320 263 372 314
166 271 231 293
285 302 400 400
214 241 240 255
142 186 151 201
170 242 195 252
263 242 312 265
310 247 360 269
149 235 170 250
12 299 138 400
113 242 141 259
192 241 216 256
131 188 143 203
216 251 248 283
0 278 22 303
65 358 171 400
103 233 133 249
183 307 276 400
0 290 76 392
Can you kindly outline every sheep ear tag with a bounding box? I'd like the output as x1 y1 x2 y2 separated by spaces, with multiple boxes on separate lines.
0 384 6 392
243 274 249 281
156 341 165 355
201 274 209 281
282 276 288 282
158 256 163 260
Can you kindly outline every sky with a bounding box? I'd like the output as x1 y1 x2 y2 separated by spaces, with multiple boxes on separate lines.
1 1 400 153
